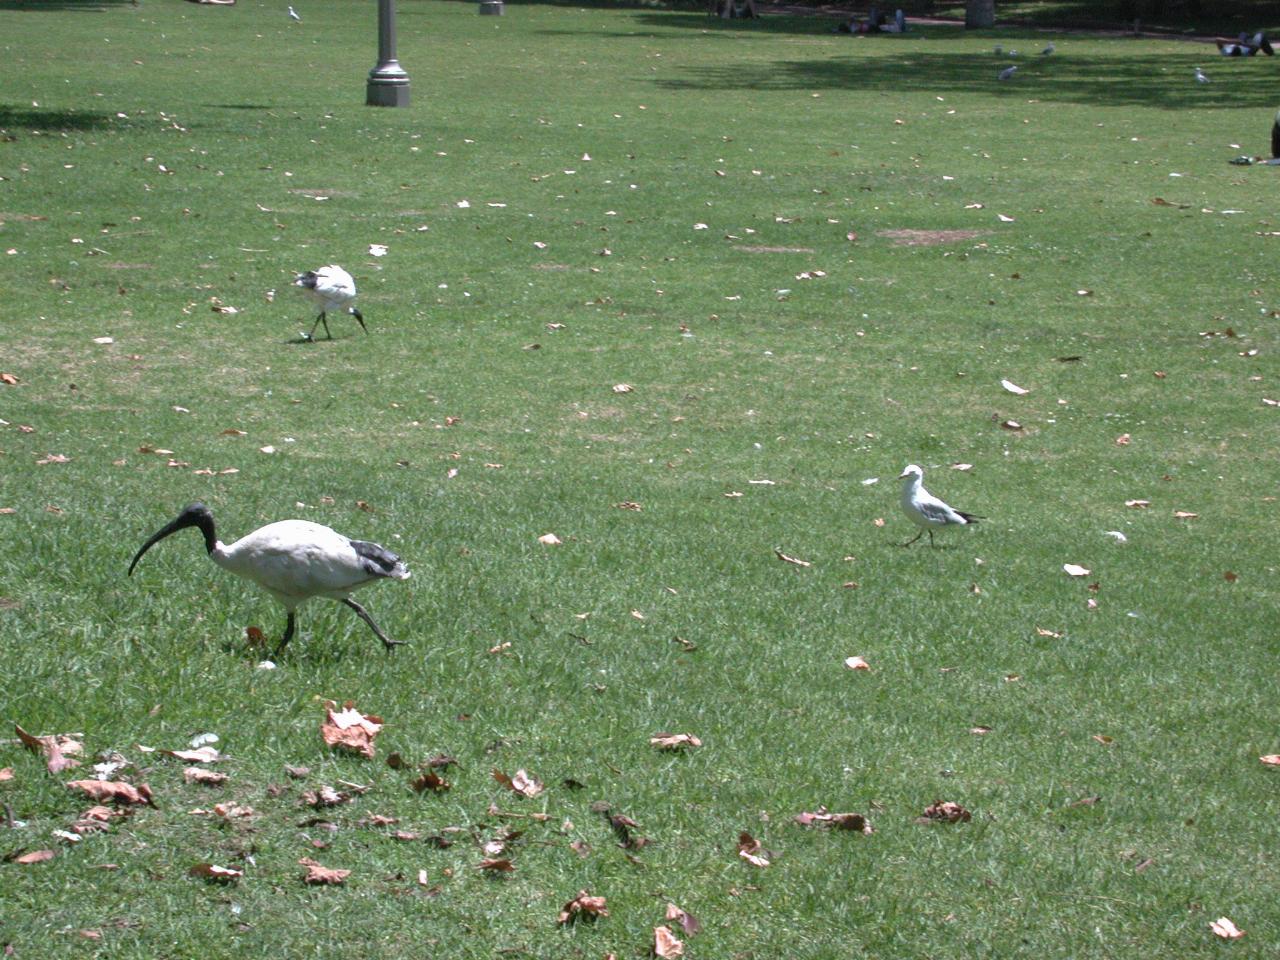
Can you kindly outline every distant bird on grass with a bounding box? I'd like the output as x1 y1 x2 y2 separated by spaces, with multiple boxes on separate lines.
128 503 410 657
288 5 302 20
1040 42 1055 55
294 264 365 341
899 464 983 547
1195 66 1211 83
998 65 1018 80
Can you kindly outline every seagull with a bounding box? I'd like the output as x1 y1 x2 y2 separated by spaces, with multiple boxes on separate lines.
898 464 983 547
288 5 301 20
294 264 365 341
998 65 1018 80
128 503 410 657
1195 66 1211 83
1040 42 1055 55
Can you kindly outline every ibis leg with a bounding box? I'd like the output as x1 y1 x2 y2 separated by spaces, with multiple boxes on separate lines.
341 598 406 652
272 611 297 657
901 529 924 547
308 312 331 340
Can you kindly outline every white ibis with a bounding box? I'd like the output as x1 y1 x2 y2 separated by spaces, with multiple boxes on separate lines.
294 265 365 341
128 503 410 656
1195 66 1211 83
998 65 1018 80
288 5 301 20
898 464 983 547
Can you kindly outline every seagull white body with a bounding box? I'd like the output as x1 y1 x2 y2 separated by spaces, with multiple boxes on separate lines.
998 65 1018 80
128 503 409 656
899 464 983 547
294 264 365 340
1040 42 1055 55
1195 66 1210 82
288 5 301 20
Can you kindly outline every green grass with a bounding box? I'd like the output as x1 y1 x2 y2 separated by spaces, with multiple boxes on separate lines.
3 2 1280 957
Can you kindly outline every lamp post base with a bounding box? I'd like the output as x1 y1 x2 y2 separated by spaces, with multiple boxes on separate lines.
366 64 410 107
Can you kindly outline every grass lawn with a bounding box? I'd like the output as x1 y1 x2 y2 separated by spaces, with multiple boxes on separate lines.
2 0 1280 956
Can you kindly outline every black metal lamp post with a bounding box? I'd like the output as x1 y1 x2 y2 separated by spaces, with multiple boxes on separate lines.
366 0 410 107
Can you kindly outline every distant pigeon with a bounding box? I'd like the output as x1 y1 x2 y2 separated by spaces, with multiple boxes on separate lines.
288 5 301 21
1008 49 1019 57
1041 42 1055 55
1195 66 1211 83
998 65 1018 80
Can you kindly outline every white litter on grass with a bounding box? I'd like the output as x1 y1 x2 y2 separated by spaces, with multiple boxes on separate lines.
1104 530 1128 542
256 660 277 670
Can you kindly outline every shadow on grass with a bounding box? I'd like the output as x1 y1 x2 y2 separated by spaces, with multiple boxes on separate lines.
0 104 118 131
652 48 1276 108
0 0 137 8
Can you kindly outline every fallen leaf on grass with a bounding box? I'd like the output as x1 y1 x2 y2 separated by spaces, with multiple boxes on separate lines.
0 768 12 781
665 902 702 937
411 771 451 793
557 889 609 924
737 832 771 867
1 373 19 385
15 723 82 774
163 746 223 764
1063 564 1091 577
969 726 993 735
1259 754 1280 766
66 780 153 806
537 533 563 546
1173 510 1198 520
654 925 685 958
189 863 243 882
775 550 811 567
1210 917 1245 940
183 767 228 786
493 768 544 798
793 809 874 834
9 849 55 865
844 656 871 671
916 800 971 824
649 732 702 750
1125 499 1151 508
1035 627 1062 639
612 383 633 394
1000 379 1029 395
299 857 350 885
320 700 383 759
302 785 349 808
1115 433 1131 445
477 857 515 872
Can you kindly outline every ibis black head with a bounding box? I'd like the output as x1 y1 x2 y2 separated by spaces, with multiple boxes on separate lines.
349 307 367 334
128 502 218 576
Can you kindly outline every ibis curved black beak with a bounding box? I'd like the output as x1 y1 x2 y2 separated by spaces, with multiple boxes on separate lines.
350 307 367 334
128 502 218 576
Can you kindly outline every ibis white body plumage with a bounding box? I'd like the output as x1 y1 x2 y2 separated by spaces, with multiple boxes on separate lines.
1195 66 1211 83
294 264 366 340
899 464 983 547
288 5 301 20
129 503 409 656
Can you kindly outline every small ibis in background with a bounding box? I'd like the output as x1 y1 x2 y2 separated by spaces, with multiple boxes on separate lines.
1040 42 1055 55
288 5 301 20
128 503 410 656
1195 66 1211 83
899 464 983 547
998 65 1018 80
294 265 365 341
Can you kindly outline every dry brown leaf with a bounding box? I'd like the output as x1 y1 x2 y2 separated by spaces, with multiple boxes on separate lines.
1259 754 1280 766
1173 510 1199 520
1035 627 1062 639
649 732 702 750
612 383 633 394
557 889 609 924
0 768 12 781
183 767 228 786
15 723 83 774
737 831 771 867
775 550 811 567
969 726 993 735
1115 433 1131 445
66 780 153 806
477 857 515 872
188 862 243 881
1210 917 1245 940
654 925 685 958
0 373 19 385
10 849 55 865
1092 734 1114 745
917 800 971 824
320 700 383 759
538 532 563 546
844 656 871 671
298 857 350 885
793 810 874 834
412 771 451 793
1125 499 1151 508
302 785 348 808
212 802 255 818
665 902 702 937
163 746 222 764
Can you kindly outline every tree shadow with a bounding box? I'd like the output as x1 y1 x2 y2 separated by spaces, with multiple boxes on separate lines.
652 46 1276 109
0 104 118 131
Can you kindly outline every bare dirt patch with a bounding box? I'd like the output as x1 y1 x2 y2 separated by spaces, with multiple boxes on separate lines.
877 229 991 247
